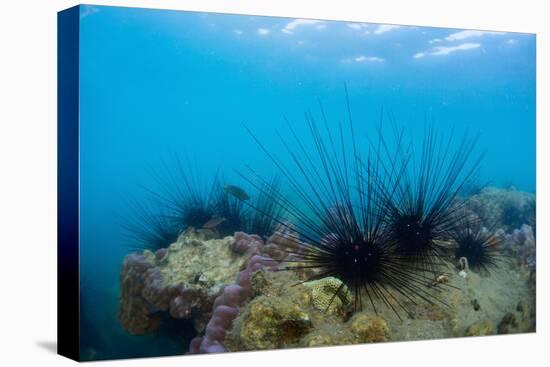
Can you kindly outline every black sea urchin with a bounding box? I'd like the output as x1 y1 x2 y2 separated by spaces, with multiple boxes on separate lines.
120 200 181 251
241 93 450 317
384 126 484 274
212 180 248 236
242 176 284 239
147 156 218 231
451 217 501 274
212 177 284 238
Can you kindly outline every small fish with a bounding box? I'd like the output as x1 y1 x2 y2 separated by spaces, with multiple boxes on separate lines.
224 184 250 201
202 216 226 229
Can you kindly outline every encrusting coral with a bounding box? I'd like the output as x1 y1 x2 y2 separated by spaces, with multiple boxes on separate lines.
303 277 351 315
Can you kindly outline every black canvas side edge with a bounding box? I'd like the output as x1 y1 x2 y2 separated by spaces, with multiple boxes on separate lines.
57 5 80 361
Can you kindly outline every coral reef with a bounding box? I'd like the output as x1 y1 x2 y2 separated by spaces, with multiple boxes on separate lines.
496 224 536 269
119 185 536 355
118 253 158 335
262 225 302 261
185 218 534 354
118 229 248 335
216 253 533 351
466 187 535 231
223 269 392 351
232 232 263 254
190 255 278 353
188 227 299 354
465 186 536 275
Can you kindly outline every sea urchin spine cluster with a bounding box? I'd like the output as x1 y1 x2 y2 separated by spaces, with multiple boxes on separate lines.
239 90 487 318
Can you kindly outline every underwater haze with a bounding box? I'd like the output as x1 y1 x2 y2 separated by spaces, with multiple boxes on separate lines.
77 5 536 360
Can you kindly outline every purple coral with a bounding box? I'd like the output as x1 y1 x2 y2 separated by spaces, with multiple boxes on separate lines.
232 232 264 254
189 254 279 354
118 253 213 335
497 224 536 269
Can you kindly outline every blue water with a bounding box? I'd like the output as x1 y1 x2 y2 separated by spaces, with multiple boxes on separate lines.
77 5 535 360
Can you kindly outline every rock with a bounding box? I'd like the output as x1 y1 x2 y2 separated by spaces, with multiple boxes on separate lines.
516 301 524 313
303 331 334 347
465 320 493 336
497 312 518 334
118 229 248 334
228 296 313 350
466 187 535 232
223 269 391 351
117 253 157 335
348 313 391 343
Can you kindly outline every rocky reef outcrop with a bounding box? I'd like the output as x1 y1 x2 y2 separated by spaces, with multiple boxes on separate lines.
466 186 536 270
466 187 535 232
119 186 536 354
232 259 534 349
188 226 302 353
183 184 537 353
496 224 536 269
224 270 391 351
118 229 248 335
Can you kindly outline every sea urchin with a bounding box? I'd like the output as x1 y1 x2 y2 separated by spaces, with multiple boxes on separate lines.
241 92 452 318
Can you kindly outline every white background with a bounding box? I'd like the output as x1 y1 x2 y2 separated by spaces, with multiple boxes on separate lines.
0 0 547 366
